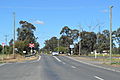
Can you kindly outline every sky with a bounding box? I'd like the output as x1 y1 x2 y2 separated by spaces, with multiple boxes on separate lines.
0 0 120 48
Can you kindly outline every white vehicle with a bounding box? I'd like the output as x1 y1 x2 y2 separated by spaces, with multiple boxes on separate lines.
52 52 59 56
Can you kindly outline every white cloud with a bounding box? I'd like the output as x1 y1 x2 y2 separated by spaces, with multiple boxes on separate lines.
34 20 44 24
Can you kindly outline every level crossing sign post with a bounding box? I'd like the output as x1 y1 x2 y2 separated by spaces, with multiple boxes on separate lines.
2 43 5 61
29 43 35 55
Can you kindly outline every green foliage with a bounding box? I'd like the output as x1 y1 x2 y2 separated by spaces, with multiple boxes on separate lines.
0 45 2 54
17 21 36 41
42 26 120 55
80 31 97 54
60 26 79 42
44 37 58 52
113 27 120 48
60 26 71 36
59 26 79 53
4 46 10 54
112 47 120 54
60 35 73 47
54 46 67 53
12 20 39 55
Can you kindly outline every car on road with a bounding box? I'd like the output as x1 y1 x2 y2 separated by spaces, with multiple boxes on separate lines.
52 52 59 56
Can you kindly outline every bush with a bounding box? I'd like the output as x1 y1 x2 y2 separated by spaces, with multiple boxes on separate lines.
0 45 2 54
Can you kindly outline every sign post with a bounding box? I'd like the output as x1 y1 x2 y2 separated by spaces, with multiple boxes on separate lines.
70 45 74 55
29 43 34 55
2 43 5 61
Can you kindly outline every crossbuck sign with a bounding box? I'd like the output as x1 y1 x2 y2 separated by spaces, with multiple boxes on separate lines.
29 43 35 48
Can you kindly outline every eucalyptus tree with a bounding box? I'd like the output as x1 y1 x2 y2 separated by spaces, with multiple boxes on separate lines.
44 37 58 52
60 26 71 36
80 31 97 55
113 27 120 54
13 20 39 55
113 28 120 48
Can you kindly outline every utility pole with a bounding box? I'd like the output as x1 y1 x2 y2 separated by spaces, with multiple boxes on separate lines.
4 35 8 54
78 25 82 56
2 43 5 61
79 34 81 56
110 6 113 64
58 38 60 53
5 35 8 45
13 12 16 58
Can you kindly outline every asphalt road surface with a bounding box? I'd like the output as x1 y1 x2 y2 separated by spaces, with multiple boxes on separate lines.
0 54 120 80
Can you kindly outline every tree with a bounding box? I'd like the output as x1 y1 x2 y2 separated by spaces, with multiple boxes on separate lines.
60 35 73 47
54 46 67 53
60 26 79 41
71 29 79 41
9 39 13 46
113 27 120 54
14 20 39 55
80 31 97 55
44 37 58 52
60 26 71 36
17 21 36 41
94 30 110 53
113 28 120 48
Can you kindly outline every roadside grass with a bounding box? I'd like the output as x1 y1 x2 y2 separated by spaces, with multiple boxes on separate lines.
88 54 120 57
0 61 4 64
69 54 120 65
88 54 120 65
111 62 120 65
0 54 10 59
0 54 38 63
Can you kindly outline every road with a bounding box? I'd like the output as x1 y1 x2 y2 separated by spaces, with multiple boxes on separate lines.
0 54 120 80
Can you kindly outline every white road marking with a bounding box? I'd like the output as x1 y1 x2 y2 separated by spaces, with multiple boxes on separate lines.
0 63 6 67
37 56 41 61
53 56 62 62
94 76 104 80
65 56 120 73
71 66 76 69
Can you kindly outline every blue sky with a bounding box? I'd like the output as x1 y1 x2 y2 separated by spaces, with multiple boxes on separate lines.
0 0 120 48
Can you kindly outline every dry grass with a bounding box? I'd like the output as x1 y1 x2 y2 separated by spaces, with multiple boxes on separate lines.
71 56 120 68
0 54 38 63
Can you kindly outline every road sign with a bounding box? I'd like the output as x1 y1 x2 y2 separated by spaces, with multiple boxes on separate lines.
2 43 5 47
70 45 74 48
29 43 35 48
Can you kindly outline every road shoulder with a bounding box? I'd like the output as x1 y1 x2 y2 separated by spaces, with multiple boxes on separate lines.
65 56 120 73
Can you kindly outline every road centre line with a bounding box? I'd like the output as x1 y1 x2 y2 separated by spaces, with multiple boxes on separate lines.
71 66 76 69
53 56 62 62
94 76 104 80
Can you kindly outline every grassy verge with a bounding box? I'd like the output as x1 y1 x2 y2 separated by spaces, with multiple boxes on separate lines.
0 54 38 63
69 54 120 66
111 62 120 65
88 54 120 57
